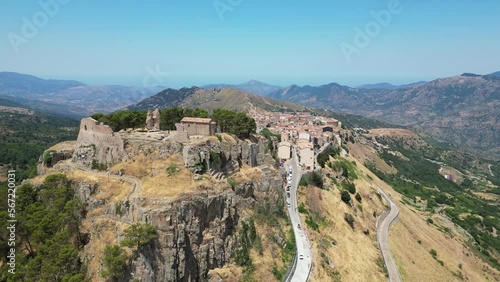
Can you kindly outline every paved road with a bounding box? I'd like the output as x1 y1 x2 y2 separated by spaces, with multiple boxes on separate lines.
287 147 313 282
374 181 402 282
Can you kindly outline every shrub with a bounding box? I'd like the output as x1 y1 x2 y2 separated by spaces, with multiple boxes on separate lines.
430 249 437 257
341 190 351 204
121 223 158 250
355 193 362 202
305 215 320 232
343 182 356 194
298 202 308 214
227 178 236 190
166 164 178 175
299 176 308 186
317 152 329 168
344 213 355 229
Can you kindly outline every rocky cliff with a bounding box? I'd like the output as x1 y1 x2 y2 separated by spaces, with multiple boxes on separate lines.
37 127 284 281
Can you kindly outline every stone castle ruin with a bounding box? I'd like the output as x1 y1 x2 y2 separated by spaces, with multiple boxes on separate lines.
146 109 161 131
73 117 126 168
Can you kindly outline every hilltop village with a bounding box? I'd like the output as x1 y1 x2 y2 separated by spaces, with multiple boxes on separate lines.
71 108 343 175
248 109 342 171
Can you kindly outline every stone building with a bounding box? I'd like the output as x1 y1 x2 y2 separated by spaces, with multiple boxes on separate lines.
176 117 217 136
73 117 126 167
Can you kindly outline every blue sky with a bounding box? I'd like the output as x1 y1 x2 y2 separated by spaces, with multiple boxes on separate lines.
1 0 499 88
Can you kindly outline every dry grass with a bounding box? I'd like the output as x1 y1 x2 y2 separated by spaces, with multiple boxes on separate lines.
355 158 500 282
48 140 77 151
348 142 397 174
250 217 288 282
80 218 131 281
109 153 152 179
368 128 420 138
66 170 129 203
472 191 499 201
301 163 387 282
231 165 265 184
208 264 242 282
220 133 237 144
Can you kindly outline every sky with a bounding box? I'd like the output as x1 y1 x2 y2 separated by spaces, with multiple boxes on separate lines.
1 0 499 88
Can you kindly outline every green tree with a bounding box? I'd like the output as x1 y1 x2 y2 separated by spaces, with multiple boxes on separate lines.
101 245 128 281
121 223 158 250
317 152 329 168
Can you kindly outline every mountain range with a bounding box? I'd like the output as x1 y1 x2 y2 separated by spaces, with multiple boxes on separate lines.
0 72 163 118
2 71 499 159
127 86 305 113
266 72 500 159
356 81 427 90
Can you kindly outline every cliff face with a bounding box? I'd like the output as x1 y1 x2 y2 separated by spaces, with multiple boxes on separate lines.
39 127 283 282
128 194 239 282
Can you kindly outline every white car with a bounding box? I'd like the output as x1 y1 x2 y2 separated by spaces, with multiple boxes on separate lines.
287 179 292 185
287 175 292 181
289 166 292 173
299 254 304 260
286 201 291 207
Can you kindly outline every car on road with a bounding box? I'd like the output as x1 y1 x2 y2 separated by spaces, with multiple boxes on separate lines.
286 185 290 191
287 192 290 197
287 175 292 181
299 254 304 260
289 166 292 173
286 201 291 207
287 179 292 185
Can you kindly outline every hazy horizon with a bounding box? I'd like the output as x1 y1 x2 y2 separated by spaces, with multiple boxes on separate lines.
3 71 492 90
2 0 499 88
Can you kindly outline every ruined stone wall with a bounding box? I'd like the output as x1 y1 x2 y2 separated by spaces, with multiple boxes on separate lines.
73 118 126 167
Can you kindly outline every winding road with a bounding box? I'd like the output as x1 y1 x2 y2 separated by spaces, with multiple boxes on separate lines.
286 147 313 282
374 181 402 282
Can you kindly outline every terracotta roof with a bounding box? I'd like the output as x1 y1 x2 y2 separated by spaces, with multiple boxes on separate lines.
181 117 214 124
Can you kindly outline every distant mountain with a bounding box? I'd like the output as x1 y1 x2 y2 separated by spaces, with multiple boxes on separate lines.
128 86 305 113
0 72 162 118
486 71 500 78
0 72 84 93
202 80 283 96
268 73 500 160
357 81 427 90
357 83 398 90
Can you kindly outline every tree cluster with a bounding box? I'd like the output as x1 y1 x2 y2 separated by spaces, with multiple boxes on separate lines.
0 174 86 281
211 109 256 138
92 107 256 138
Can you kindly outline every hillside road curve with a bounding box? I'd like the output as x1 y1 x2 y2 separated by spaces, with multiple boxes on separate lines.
374 181 402 282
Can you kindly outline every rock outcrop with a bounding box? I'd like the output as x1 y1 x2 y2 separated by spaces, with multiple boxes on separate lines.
39 119 284 281
146 109 161 131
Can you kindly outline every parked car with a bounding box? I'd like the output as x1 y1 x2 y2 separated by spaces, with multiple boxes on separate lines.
286 185 290 191
287 192 290 197
286 201 291 207
299 254 304 260
287 175 292 181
